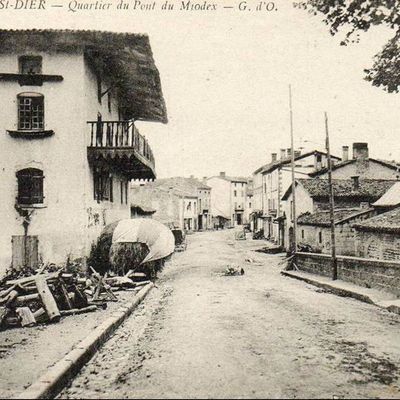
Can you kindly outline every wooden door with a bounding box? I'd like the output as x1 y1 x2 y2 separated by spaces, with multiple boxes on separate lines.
12 235 39 269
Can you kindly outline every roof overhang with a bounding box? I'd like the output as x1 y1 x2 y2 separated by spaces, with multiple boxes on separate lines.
0 29 168 124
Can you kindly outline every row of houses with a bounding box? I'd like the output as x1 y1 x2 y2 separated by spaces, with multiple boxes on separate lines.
129 173 254 231
251 142 400 261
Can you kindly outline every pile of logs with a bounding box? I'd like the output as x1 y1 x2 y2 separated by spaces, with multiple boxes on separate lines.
0 266 150 331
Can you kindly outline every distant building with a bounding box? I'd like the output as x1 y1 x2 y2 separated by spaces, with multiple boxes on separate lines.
207 172 250 228
353 207 400 261
244 179 254 227
130 176 212 231
0 30 167 273
130 184 194 231
149 177 212 230
252 149 341 244
282 177 397 251
309 143 400 180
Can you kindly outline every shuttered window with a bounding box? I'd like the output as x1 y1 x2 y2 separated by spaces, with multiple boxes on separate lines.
18 93 44 130
16 168 44 205
94 170 113 202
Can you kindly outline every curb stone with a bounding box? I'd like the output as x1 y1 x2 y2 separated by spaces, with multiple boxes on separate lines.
281 271 400 316
14 282 154 400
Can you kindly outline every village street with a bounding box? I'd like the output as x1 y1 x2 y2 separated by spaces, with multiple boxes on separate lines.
61 229 400 399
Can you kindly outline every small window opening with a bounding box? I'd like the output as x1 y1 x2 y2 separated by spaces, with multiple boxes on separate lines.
19 56 42 75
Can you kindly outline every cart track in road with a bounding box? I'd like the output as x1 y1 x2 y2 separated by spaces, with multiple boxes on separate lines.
60 230 400 399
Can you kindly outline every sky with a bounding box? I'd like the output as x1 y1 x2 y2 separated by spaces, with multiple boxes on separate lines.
4 0 399 179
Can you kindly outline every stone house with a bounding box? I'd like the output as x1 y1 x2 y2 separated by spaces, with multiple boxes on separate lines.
281 177 397 252
309 143 400 180
297 208 376 256
252 149 341 245
207 173 250 227
0 30 167 274
145 176 212 230
353 207 400 261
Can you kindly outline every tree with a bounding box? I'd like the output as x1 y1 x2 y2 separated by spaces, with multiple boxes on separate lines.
306 0 400 92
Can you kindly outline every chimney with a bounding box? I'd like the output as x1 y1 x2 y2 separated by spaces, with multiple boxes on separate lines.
352 143 369 160
280 149 286 160
271 153 277 162
287 148 292 158
342 146 349 162
190 175 194 179
351 175 360 190
203 176 207 182
294 150 301 158
219 172 226 178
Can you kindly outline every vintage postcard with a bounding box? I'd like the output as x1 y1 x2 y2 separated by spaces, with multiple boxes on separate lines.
0 1 399 399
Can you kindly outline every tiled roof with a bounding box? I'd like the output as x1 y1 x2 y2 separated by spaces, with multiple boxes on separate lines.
297 208 373 227
253 150 340 175
309 158 400 177
353 207 400 233
282 178 397 201
0 29 167 123
222 176 249 183
373 182 400 207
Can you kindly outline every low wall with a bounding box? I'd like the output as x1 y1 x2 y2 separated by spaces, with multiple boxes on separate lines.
295 252 400 297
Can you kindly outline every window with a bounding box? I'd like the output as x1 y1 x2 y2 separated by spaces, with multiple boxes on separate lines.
187 202 191 211
18 93 44 130
16 168 44 205
120 180 129 204
234 190 237 197
19 56 42 75
301 230 304 239
94 170 113 202
318 231 322 244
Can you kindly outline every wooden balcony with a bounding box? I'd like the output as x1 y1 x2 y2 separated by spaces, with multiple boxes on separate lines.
87 120 156 180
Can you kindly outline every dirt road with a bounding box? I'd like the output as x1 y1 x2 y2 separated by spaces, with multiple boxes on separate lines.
61 230 400 399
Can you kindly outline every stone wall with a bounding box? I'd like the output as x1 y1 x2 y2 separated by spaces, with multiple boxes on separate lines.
355 230 400 262
299 224 356 256
295 252 400 297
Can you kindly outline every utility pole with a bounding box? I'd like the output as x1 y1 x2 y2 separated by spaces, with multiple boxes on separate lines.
325 112 337 280
289 85 297 254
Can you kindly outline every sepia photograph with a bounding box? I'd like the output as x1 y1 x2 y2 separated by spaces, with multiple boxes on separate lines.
0 1 399 399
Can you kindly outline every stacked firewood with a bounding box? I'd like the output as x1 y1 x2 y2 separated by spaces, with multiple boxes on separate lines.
0 265 150 331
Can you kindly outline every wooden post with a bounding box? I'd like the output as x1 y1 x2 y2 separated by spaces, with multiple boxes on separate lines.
35 275 61 322
325 112 337 280
289 85 297 254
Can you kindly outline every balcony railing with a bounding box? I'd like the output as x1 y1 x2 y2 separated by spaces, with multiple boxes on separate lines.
87 120 155 179
88 120 154 164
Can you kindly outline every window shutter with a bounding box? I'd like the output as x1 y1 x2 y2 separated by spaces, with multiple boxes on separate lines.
32 175 44 203
17 168 44 205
